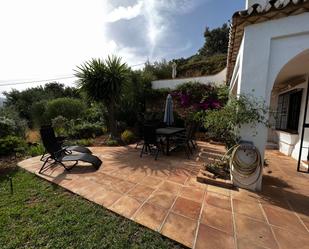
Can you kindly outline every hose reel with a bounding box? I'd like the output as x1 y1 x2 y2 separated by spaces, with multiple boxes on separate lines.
230 142 263 186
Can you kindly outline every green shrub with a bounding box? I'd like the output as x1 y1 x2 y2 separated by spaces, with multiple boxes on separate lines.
31 100 48 126
202 95 269 148
0 117 16 138
70 123 104 139
84 103 106 123
52 116 70 136
0 117 27 138
105 138 118 146
177 54 227 77
74 139 94 147
26 143 45 157
121 130 135 144
0 136 27 156
45 97 86 121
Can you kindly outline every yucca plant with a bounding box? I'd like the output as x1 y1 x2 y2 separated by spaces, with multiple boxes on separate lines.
75 56 129 138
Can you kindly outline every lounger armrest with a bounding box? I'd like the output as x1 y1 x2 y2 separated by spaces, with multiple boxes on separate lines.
54 148 69 158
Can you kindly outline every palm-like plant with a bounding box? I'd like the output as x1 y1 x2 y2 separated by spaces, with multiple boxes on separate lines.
75 56 129 138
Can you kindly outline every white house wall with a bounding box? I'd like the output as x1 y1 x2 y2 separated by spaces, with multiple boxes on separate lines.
233 13 309 162
151 68 226 90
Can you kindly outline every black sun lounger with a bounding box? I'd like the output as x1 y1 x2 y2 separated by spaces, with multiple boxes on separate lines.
40 125 92 160
39 127 102 174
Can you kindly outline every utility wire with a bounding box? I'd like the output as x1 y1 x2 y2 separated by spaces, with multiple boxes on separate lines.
0 76 76 87
0 62 147 87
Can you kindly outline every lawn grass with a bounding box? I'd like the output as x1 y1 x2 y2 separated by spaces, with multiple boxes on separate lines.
0 168 185 249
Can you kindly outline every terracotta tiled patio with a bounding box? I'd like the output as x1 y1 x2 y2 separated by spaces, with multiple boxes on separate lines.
18 142 309 249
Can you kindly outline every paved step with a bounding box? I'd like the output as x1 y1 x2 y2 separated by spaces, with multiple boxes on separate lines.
266 142 279 150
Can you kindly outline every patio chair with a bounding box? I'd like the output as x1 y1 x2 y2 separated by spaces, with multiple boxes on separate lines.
170 123 198 159
140 125 164 160
39 127 102 174
135 114 145 149
172 122 197 149
188 122 198 149
40 125 92 161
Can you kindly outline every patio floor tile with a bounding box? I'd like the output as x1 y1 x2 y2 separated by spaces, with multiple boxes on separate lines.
179 186 205 203
140 175 163 188
133 203 168 231
126 173 145 183
231 189 260 203
208 184 231 196
302 218 309 231
272 226 309 249
195 224 235 249
111 180 136 194
287 197 309 221
161 212 197 248
204 191 232 211
237 238 272 249
235 214 279 249
172 197 201 220
147 190 176 209
185 176 207 190
201 205 233 235
167 174 188 185
233 199 265 221
93 190 122 207
262 205 307 233
110 195 142 218
127 184 155 202
260 199 292 213
158 181 182 194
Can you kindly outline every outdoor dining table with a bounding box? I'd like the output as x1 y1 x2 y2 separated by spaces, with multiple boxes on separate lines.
156 127 186 155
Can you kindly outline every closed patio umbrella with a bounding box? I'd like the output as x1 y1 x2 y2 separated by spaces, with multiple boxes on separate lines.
164 94 174 126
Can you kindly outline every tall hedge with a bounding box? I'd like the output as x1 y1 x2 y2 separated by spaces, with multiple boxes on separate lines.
45 97 86 121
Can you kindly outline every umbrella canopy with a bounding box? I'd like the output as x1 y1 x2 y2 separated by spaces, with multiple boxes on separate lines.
164 94 174 126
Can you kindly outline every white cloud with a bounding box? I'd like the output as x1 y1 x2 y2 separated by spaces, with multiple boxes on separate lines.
0 0 203 94
106 1 143 22
107 0 203 60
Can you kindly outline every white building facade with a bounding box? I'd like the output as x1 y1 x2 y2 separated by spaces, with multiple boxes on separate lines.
228 0 309 174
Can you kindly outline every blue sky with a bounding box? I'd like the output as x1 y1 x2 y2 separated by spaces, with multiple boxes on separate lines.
0 0 244 94
105 0 244 63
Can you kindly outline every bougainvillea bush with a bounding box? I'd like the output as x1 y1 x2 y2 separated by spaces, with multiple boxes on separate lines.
171 82 228 121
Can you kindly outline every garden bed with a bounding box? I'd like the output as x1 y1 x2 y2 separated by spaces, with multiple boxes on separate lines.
197 169 234 189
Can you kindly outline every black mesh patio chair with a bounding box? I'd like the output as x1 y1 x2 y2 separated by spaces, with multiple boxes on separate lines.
171 134 192 159
140 125 164 160
174 122 198 151
39 127 102 174
170 123 199 159
135 114 145 149
40 125 92 161
189 122 199 149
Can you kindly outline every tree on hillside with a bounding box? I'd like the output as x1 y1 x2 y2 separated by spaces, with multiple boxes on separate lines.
3 83 78 126
75 56 129 138
199 23 229 57
144 59 172 80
